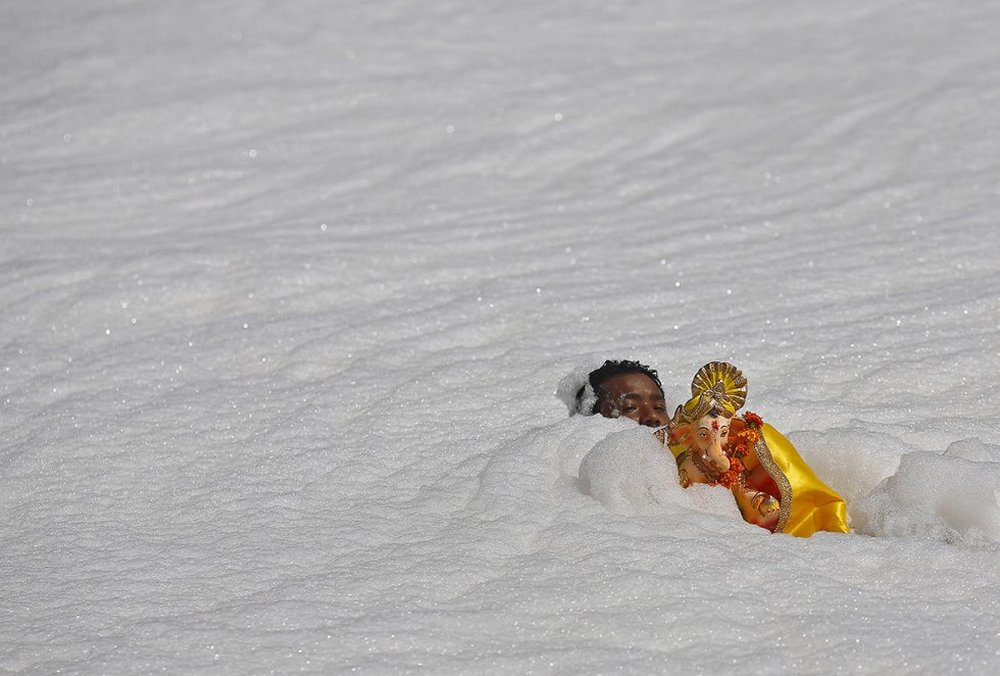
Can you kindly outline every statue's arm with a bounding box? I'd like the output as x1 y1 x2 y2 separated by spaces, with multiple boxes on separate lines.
732 475 780 532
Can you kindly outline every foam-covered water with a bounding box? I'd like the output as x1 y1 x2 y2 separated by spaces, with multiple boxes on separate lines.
4 0 1000 672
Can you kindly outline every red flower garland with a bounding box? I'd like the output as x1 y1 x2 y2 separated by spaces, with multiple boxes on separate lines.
713 412 763 488
716 456 745 488
728 411 763 458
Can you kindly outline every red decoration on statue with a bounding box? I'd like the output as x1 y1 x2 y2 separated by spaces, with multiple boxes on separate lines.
716 456 745 489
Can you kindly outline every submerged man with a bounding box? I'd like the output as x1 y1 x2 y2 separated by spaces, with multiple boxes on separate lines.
576 360 669 428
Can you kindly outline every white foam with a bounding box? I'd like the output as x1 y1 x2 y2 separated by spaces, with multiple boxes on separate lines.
579 426 741 521
854 451 1000 544
554 361 601 415
5 0 1000 672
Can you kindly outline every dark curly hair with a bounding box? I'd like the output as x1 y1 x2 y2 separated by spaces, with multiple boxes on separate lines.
576 359 664 414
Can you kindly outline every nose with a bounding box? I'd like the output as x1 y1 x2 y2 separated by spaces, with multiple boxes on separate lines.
708 453 731 473
640 406 669 428
705 435 731 473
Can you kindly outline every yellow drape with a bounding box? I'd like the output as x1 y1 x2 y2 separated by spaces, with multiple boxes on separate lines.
756 424 850 537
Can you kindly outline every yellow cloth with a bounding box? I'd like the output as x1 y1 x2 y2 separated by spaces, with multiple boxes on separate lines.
755 424 850 537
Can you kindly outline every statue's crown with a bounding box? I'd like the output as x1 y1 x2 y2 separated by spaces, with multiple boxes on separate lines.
672 361 747 425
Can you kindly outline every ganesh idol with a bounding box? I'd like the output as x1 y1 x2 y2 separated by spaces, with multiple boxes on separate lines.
656 362 850 537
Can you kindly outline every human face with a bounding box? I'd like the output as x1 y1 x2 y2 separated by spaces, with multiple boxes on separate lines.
596 373 668 428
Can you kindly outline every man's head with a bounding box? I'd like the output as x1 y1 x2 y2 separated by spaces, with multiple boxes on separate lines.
577 360 668 428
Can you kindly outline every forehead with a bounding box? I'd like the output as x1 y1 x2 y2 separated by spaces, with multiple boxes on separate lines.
697 414 729 429
599 372 663 398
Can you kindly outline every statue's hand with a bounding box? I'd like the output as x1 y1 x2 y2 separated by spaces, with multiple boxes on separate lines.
751 491 779 517
732 475 780 531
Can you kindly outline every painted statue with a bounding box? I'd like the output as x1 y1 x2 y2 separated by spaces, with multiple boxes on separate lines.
658 362 850 537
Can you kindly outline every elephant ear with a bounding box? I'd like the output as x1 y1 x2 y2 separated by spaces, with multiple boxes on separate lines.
689 362 747 417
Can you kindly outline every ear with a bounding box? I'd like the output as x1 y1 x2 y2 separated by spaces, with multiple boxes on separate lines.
594 392 610 417
669 422 693 445
670 404 684 425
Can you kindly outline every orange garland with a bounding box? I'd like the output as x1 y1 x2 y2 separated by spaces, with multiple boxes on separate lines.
708 412 764 488
715 456 745 488
729 411 763 459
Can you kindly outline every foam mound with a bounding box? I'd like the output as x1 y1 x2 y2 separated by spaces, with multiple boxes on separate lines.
853 449 1000 545
578 426 741 520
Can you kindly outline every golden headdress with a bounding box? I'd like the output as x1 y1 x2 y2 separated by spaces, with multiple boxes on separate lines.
672 362 747 425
